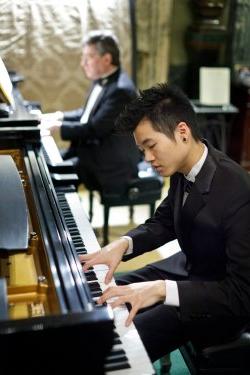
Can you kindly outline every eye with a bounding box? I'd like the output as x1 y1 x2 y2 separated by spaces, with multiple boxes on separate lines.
149 143 156 149
139 149 145 157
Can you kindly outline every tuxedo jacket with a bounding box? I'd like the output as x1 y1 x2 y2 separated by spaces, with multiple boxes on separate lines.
124 142 250 322
60 68 140 192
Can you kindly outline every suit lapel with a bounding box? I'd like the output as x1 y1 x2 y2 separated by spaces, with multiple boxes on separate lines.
88 68 120 119
174 175 185 249
179 151 217 250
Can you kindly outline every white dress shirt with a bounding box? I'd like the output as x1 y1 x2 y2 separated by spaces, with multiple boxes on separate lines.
80 83 103 124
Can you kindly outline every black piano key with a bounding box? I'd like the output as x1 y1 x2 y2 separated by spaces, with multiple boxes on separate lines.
88 282 102 292
107 349 126 357
94 300 107 307
90 290 103 298
70 234 83 241
76 251 87 257
67 228 79 236
64 219 75 225
72 242 85 249
104 349 131 371
77 252 88 257
104 362 131 371
71 242 84 249
105 354 129 364
84 271 98 281
113 337 122 345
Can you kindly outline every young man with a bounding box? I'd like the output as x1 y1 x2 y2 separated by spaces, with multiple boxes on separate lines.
41 30 139 193
79 83 250 362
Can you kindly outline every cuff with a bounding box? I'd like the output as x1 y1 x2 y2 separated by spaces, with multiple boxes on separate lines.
164 280 180 306
121 236 133 255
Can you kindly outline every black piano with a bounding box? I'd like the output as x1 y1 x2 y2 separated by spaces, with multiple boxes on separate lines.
0 67 154 374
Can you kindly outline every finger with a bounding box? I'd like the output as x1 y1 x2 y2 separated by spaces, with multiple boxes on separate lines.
125 305 138 327
82 260 97 271
79 253 96 263
104 268 115 284
101 286 131 306
97 287 116 304
110 296 127 309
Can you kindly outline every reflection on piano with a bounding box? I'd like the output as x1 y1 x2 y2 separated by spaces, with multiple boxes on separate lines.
0 66 155 374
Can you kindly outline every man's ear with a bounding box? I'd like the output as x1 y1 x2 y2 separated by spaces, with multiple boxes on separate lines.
176 122 189 137
103 52 112 65
175 122 191 143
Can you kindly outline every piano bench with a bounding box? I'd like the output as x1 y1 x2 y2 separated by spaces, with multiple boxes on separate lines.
89 174 163 245
179 327 250 375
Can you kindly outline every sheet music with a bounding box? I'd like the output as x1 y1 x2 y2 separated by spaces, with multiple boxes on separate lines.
0 56 15 108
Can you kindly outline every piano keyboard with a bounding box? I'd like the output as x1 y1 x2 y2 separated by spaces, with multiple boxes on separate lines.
56 189 155 375
41 133 63 165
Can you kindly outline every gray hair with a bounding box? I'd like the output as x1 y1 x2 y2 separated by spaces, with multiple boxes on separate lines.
83 30 120 67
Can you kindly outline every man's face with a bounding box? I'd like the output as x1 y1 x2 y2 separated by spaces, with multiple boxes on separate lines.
134 119 191 176
80 44 111 80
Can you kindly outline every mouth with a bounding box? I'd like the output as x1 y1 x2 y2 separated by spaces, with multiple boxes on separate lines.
153 165 162 173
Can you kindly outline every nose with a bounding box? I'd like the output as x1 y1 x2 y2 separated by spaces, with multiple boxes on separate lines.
144 149 154 163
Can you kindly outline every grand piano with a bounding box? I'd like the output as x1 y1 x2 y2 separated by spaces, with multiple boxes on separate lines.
0 59 155 374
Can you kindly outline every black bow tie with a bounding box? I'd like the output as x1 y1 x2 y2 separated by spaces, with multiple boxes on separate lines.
94 77 108 86
183 178 193 193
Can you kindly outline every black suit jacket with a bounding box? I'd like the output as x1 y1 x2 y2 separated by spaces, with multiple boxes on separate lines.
60 68 140 192
124 142 250 322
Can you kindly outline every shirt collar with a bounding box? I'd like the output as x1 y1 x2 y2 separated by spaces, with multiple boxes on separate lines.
184 143 208 182
95 67 119 86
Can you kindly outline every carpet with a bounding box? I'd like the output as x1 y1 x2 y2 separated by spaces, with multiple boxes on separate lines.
154 350 190 375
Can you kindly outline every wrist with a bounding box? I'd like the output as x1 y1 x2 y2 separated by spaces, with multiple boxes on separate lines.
118 237 130 252
155 280 166 301
106 237 129 254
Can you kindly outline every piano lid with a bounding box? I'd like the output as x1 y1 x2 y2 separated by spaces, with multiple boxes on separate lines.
0 155 29 251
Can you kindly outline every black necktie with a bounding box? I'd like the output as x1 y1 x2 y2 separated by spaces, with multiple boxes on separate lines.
183 178 193 194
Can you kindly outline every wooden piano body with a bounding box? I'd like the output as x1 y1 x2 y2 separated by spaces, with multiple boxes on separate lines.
0 73 155 374
0 125 113 374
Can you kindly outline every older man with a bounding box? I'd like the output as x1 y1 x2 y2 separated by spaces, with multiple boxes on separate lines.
41 30 140 193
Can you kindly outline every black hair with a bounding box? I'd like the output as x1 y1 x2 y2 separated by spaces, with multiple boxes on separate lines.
115 83 201 141
83 30 120 67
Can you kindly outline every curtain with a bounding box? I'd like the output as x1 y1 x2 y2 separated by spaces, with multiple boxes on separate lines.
0 0 132 112
135 0 173 90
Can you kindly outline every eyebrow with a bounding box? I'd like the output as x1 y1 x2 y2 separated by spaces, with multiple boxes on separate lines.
138 138 154 147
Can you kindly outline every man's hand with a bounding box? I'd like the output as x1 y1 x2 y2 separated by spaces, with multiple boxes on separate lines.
79 238 129 284
39 111 63 135
97 280 166 326
39 118 62 134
